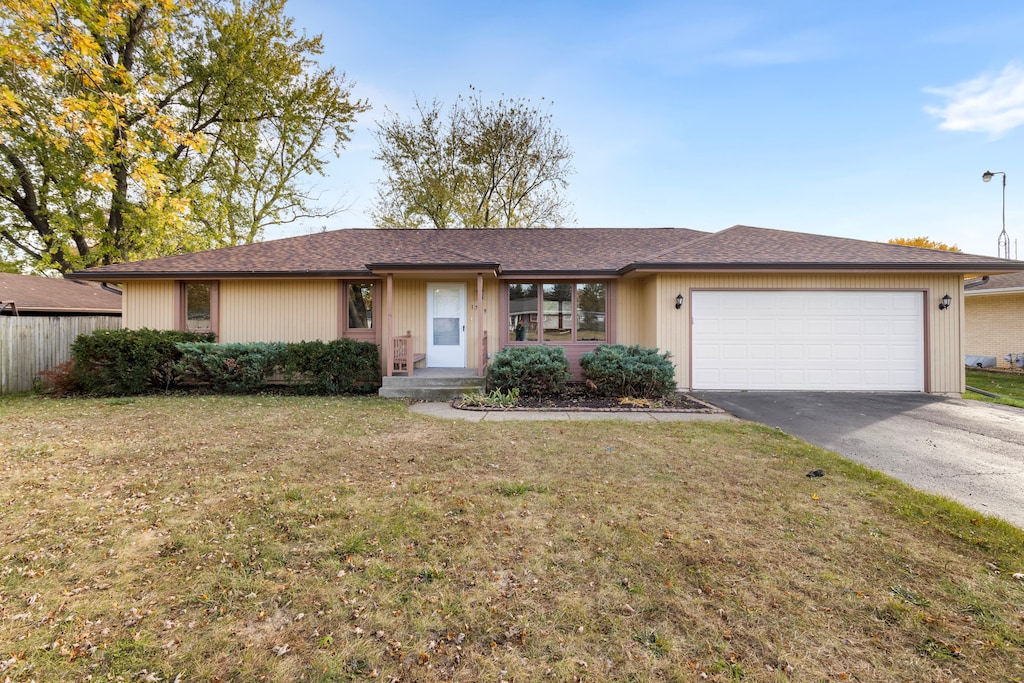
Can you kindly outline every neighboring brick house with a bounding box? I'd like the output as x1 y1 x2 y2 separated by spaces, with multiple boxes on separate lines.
72 225 1024 395
965 272 1024 367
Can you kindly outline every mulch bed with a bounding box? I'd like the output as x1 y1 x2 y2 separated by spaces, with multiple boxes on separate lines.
453 385 722 412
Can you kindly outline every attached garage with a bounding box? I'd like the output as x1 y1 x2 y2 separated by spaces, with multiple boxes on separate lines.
691 290 925 391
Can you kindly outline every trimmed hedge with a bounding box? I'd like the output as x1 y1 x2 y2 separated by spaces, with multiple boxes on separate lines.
283 339 380 394
174 342 288 393
580 344 677 399
70 331 381 396
487 345 571 396
71 328 215 396
175 339 381 394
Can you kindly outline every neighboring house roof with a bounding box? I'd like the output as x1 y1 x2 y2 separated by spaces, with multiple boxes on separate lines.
70 225 1024 280
964 271 1024 295
0 273 122 314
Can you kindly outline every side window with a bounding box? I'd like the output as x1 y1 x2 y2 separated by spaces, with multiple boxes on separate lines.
180 281 218 336
340 281 378 341
347 283 374 329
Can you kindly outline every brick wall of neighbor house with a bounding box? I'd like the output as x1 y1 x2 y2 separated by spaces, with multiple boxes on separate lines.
124 280 175 329
652 272 966 395
965 293 1024 367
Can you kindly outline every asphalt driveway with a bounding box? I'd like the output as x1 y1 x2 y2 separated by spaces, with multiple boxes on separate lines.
695 392 1024 529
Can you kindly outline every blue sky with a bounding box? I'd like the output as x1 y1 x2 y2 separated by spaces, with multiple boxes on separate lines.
274 0 1024 258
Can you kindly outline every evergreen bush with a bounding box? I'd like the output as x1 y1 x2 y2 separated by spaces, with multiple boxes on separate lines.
487 345 571 396
71 328 214 396
174 342 288 393
283 339 380 394
580 344 677 398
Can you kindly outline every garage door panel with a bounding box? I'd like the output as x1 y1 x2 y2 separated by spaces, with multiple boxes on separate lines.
692 291 924 391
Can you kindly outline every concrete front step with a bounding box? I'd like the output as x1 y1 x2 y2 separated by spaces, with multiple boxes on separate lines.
379 374 486 401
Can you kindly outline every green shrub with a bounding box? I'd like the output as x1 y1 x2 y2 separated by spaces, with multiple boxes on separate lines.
174 342 288 393
283 339 380 394
487 346 571 396
71 328 214 396
580 344 677 399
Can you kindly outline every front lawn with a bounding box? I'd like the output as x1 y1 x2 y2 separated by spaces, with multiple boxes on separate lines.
965 368 1024 409
1 394 1023 681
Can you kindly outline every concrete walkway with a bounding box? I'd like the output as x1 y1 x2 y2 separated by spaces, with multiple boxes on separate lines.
408 401 738 422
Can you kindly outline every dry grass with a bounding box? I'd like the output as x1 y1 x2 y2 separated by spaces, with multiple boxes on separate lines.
1 393 1023 682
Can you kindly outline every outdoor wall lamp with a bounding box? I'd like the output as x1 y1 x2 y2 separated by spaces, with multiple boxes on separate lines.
939 293 952 310
675 293 684 309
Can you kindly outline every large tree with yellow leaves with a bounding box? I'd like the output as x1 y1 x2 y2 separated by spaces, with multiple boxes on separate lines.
0 0 367 273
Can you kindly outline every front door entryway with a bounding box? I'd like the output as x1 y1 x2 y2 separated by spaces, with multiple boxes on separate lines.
426 283 466 367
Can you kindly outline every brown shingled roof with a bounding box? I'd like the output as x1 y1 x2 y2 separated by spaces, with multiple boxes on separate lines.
0 274 122 314
625 225 1024 272
70 225 1024 280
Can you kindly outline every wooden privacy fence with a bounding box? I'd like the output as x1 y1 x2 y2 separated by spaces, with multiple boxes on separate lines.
0 316 121 394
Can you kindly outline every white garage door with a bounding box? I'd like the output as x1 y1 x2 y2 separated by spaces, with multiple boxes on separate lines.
692 291 924 391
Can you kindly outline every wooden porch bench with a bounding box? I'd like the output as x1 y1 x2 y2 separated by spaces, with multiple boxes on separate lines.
392 331 425 376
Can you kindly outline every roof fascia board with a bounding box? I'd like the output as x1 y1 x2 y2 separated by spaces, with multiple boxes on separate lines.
497 270 619 279
71 271 375 281
367 263 500 276
619 263 1024 275
964 287 1024 297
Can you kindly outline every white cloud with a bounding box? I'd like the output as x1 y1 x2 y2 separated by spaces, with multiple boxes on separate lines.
925 62 1024 137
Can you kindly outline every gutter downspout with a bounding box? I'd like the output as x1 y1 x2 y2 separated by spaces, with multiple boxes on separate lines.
964 276 990 290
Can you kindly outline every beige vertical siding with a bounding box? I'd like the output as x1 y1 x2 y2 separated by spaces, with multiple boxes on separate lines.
965 292 1024 367
652 272 964 394
615 279 646 345
124 280 174 330
219 280 337 343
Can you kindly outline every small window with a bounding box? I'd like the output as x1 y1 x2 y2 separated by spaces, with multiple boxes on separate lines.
183 282 216 334
340 281 378 342
347 283 373 329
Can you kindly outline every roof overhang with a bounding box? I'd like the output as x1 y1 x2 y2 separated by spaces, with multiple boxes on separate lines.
618 262 1024 276
70 270 376 281
367 262 500 277
964 287 1024 297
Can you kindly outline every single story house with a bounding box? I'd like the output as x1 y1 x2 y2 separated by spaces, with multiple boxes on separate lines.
71 225 1024 395
964 271 1024 367
0 273 122 316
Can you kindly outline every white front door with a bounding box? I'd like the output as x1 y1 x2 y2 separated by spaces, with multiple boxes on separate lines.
427 283 466 367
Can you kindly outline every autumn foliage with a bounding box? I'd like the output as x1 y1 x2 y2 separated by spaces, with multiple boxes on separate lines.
888 237 962 252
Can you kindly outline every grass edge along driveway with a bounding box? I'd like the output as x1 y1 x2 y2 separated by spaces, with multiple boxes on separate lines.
965 368 1024 409
1 393 1022 682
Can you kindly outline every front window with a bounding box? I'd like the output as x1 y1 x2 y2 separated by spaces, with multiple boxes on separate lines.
509 283 539 341
576 283 606 341
507 281 607 343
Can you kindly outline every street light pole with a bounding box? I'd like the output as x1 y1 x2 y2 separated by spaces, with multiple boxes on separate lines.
982 171 1009 258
